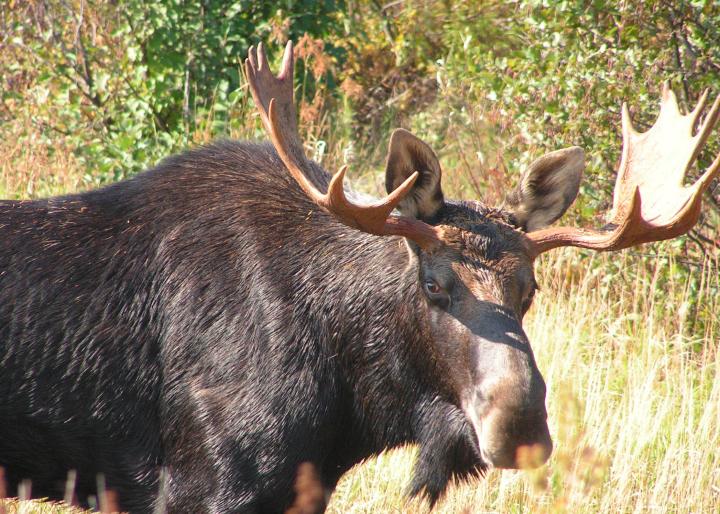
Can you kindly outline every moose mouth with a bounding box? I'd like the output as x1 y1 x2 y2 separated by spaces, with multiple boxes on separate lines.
468 429 491 475
447 403 491 475
461 395 552 470
460 402 491 466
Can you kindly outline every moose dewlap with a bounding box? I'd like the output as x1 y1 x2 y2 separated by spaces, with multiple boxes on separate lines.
1 41 718 513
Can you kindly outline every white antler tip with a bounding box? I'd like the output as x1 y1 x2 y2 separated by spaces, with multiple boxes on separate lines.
690 89 710 123
329 166 348 193
621 103 637 137
279 41 294 80
660 84 680 115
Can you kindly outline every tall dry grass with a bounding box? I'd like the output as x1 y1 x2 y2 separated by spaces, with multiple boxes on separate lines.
0 118 85 200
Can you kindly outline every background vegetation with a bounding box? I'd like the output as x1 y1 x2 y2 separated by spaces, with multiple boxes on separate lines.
1 0 719 512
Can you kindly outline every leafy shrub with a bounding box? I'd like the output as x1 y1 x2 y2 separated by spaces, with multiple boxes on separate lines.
1 0 344 181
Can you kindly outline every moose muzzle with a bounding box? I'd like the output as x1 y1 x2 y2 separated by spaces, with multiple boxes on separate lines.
461 310 552 469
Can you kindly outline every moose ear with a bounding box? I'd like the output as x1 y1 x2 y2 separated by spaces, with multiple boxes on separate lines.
385 129 444 220
505 147 584 232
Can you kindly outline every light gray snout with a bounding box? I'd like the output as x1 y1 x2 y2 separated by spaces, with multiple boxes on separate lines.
462 310 552 469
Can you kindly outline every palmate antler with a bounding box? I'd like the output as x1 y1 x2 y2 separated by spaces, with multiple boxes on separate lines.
528 84 720 256
245 42 443 249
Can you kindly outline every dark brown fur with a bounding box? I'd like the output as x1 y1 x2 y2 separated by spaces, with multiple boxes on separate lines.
0 134 583 512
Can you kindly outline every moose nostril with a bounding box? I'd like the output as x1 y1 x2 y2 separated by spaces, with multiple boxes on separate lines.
486 434 552 470
518 406 547 421
477 410 552 469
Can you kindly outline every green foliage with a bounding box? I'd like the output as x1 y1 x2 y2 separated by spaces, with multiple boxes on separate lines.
425 1 720 220
1 0 344 180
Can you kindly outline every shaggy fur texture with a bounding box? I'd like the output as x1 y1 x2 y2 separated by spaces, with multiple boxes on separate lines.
0 139 571 513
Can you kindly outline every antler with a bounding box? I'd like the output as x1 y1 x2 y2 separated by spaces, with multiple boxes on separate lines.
528 83 720 256
245 41 443 249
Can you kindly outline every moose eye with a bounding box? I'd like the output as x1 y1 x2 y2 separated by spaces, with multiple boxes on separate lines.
423 279 449 308
424 280 441 295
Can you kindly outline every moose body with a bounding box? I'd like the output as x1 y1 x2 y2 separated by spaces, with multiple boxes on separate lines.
2 42 719 513
0 140 543 512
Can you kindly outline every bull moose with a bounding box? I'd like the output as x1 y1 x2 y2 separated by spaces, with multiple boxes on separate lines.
1 41 719 513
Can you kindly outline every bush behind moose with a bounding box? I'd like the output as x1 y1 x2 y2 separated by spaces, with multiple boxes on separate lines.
3 1 720 239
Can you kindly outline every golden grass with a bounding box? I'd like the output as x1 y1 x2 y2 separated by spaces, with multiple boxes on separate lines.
0 498 86 514
0 117 88 200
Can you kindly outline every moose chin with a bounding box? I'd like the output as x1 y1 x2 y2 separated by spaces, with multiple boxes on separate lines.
1 41 718 513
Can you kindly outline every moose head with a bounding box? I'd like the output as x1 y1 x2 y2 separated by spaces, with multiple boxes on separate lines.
246 41 720 500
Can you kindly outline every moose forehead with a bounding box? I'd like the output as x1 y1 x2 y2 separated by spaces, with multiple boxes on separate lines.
431 201 530 262
422 201 535 294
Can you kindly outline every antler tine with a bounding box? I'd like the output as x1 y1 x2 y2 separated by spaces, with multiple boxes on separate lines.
246 42 443 249
528 85 720 257
689 89 709 125
660 81 681 115
693 90 720 149
278 41 294 80
245 41 298 144
324 164 417 229
265 99 425 234
258 42 271 71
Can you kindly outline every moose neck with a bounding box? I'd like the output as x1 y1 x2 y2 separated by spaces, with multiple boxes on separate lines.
288 224 439 451
284 222 481 497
